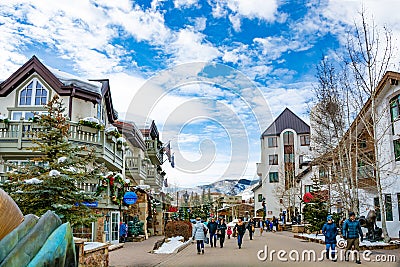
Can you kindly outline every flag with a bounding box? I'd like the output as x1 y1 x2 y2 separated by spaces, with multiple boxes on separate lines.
171 154 175 168
164 142 171 162
164 178 168 187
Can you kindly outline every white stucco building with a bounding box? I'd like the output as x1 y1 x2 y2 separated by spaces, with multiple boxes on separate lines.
254 108 313 220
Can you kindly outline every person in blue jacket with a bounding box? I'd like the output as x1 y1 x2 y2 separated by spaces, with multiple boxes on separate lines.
322 215 337 261
342 211 363 264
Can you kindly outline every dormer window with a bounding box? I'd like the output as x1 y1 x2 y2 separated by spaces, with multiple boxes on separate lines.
18 79 48 106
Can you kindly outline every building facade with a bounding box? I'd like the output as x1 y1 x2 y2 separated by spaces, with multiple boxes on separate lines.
255 108 313 221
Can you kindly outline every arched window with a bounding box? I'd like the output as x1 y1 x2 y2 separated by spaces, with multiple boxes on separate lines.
18 79 48 106
19 81 33 105
35 82 47 105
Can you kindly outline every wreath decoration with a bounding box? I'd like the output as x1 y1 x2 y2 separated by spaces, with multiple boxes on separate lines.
96 172 127 205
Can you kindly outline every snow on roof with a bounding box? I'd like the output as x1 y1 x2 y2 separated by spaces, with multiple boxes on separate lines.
46 65 102 95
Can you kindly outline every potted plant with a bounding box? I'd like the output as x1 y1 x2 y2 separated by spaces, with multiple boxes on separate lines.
0 117 9 129
78 117 104 134
105 126 121 141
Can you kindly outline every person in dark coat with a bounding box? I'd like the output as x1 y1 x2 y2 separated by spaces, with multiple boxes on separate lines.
322 215 338 261
342 211 363 264
217 218 227 248
233 218 246 249
207 218 218 247
192 217 207 254
246 218 255 240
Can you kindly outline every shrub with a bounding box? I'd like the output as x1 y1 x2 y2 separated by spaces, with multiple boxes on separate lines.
165 220 193 241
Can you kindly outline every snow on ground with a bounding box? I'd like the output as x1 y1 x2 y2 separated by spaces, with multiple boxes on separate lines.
153 236 190 254
299 233 399 246
84 242 106 251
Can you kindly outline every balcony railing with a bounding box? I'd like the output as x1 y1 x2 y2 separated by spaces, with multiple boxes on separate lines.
145 139 163 166
146 167 163 188
0 121 123 170
125 156 147 180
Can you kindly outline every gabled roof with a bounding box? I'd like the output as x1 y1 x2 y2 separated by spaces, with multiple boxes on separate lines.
0 56 117 123
261 108 310 137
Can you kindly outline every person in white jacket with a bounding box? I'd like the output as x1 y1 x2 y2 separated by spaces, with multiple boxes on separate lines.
192 217 207 254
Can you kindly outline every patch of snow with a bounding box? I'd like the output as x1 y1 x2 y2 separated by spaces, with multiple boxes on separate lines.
58 156 67 163
117 137 126 143
49 170 61 176
153 236 190 254
82 117 100 124
25 178 43 184
84 242 106 251
0 114 7 120
125 179 130 184
105 126 118 133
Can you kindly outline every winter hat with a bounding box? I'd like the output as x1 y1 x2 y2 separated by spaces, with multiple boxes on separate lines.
326 215 333 221
348 211 355 217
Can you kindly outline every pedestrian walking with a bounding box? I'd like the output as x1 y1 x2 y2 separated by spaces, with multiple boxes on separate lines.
192 217 207 254
259 220 264 236
119 222 128 243
233 218 246 249
207 218 218 247
342 211 363 264
227 226 232 239
247 218 255 240
322 215 338 261
272 216 278 232
217 218 227 248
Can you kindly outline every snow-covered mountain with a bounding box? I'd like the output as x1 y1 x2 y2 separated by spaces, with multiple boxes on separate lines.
170 178 259 198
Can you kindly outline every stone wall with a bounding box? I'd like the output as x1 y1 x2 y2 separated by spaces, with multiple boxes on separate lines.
75 239 109 267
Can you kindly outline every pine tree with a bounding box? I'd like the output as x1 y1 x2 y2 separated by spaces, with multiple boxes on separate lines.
128 216 144 237
302 176 328 234
0 95 107 226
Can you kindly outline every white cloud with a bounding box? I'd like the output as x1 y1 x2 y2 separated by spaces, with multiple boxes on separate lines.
174 0 199 8
167 28 221 64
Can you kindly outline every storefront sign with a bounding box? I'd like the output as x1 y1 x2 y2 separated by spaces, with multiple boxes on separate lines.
123 191 138 205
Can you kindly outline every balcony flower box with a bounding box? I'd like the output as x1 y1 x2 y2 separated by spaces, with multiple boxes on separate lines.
78 117 104 134
78 125 98 134
105 126 121 141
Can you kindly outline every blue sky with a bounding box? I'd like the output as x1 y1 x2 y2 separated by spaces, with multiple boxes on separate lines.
1 0 399 187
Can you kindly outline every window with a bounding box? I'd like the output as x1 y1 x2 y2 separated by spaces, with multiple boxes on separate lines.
11 111 35 121
258 194 263 202
394 140 400 161
97 103 103 123
283 131 294 145
267 137 277 147
299 155 304 165
385 194 393 221
284 153 294 163
18 79 48 106
35 83 47 105
359 140 367 148
269 172 279 183
269 154 278 165
300 135 310 146
374 197 381 221
19 81 33 105
390 95 400 121
304 185 312 193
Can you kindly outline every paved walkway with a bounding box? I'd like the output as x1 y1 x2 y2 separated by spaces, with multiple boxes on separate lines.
110 231 400 267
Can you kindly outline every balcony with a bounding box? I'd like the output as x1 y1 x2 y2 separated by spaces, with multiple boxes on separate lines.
125 156 147 182
146 166 163 189
256 163 264 176
0 121 123 171
145 139 163 166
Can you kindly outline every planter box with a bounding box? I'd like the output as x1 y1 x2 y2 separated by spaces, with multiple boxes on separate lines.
0 122 8 129
78 125 98 134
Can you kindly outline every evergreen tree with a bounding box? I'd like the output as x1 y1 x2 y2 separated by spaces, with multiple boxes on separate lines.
0 96 107 226
302 176 328 234
128 216 144 236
